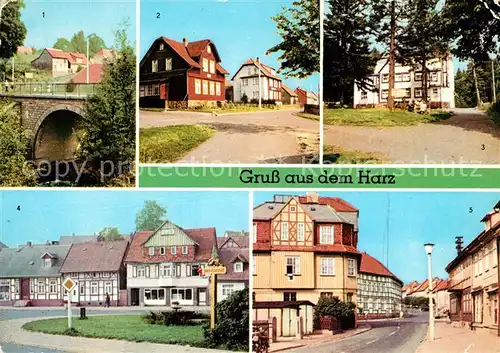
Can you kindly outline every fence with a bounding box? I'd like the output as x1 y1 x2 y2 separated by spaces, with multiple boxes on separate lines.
1 82 99 98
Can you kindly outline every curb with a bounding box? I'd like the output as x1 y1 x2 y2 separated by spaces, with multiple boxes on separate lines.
269 344 306 352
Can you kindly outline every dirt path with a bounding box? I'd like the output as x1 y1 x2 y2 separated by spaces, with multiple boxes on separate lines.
324 108 500 164
140 110 320 163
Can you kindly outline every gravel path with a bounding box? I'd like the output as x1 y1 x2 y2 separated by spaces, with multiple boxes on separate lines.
140 109 320 164
324 108 500 164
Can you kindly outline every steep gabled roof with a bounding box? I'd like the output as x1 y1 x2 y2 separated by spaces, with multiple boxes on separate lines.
162 37 201 68
217 247 249 282
231 58 281 81
60 240 129 273
298 196 358 212
282 84 297 97
359 252 403 285
71 64 104 84
59 235 98 245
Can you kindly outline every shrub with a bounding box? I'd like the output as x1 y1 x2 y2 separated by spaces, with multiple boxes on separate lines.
141 310 208 326
314 296 356 330
66 81 76 93
203 288 249 351
487 101 500 127
241 93 248 104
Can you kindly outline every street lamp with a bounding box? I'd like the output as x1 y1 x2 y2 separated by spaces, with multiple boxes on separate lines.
424 243 435 342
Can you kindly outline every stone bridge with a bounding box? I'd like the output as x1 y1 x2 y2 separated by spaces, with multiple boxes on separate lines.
9 95 87 161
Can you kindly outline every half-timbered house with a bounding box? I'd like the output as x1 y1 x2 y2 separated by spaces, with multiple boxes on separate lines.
139 37 228 109
0 242 71 306
125 221 216 306
252 192 361 337
217 232 249 302
59 240 129 306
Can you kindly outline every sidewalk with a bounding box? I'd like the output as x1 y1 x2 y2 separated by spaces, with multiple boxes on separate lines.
269 323 372 352
0 305 209 312
416 322 500 353
0 316 226 353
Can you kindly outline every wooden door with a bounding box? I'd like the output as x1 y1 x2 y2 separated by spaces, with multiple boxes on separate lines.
199 289 207 305
282 308 296 337
21 279 30 299
160 83 168 100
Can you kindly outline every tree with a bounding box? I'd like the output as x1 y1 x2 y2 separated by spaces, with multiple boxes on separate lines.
76 22 135 185
203 288 249 351
0 100 37 186
53 31 106 56
397 0 449 103
97 226 122 241
0 0 27 77
314 296 356 330
267 0 319 78
323 0 378 104
53 38 73 52
135 200 167 231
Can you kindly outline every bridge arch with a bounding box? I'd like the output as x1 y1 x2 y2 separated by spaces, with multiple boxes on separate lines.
31 104 85 162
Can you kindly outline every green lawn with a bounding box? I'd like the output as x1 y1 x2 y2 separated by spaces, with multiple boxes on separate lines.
323 145 387 164
22 315 206 346
324 108 452 126
296 112 320 121
140 124 215 163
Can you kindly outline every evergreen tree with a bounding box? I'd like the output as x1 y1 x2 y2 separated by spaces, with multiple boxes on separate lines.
0 100 37 186
266 0 319 78
76 23 135 185
323 0 377 104
397 0 449 103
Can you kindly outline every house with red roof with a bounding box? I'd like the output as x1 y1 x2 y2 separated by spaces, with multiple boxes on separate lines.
139 37 228 109
231 58 282 104
253 192 360 337
124 220 217 306
296 87 319 105
71 64 104 84
357 252 403 318
59 239 129 307
31 48 88 77
216 232 249 302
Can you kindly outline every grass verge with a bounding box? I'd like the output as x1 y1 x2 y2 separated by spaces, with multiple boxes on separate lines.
324 108 452 126
323 145 387 164
22 315 206 347
296 112 319 121
140 124 215 163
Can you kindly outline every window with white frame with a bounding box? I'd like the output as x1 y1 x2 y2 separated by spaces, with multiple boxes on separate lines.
253 91 259 99
137 266 145 278
152 60 158 73
207 45 211 54
216 82 221 96
140 85 145 97
38 281 45 293
104 282 112 294
253 224 257 243
195 79 201 94
242 79 248 86
415 72 423 81
203 58 209 72
44 258 52 267
30 280 35 294
90 282 98 295
286 256 300 275
297 223 305 241
182 246 188 255
149 247 155 256
382 74 389 83
320 226 334 244
432 88 439 98
171 247 177 255
80 285 85 295
209 60 215 74
321 258 335 275
234 262 243 273
191 264 201 276
0 280 9 300
202 80 208 95
253 78 259 85
281 222 289 240
414 88 423 98
159 43 164 50
209 81 215 95
49 280 57 294
348 258 356 276
165 57 172 71
381 89 389 99
161 264 172 277
222 284 235 298
430 72 438 82
171 288 193 302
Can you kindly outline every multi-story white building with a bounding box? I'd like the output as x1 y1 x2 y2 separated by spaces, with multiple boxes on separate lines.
353 56 455 108
232 58 282 104
357 252 403 318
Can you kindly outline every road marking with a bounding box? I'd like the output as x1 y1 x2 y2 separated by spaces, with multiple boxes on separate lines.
366 339 379 345
464 344 474 353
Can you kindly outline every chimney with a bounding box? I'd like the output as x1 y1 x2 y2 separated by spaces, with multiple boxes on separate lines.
455 236 463 255
306 191 319 204
183 37 188 47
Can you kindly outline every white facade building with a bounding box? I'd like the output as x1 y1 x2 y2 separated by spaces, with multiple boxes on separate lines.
353 56 455 108
232 58 282 104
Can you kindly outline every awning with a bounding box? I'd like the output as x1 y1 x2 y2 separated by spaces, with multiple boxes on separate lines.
471 286 484 293
487 286 498 294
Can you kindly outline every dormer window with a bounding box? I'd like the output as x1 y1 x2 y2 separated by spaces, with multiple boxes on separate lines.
44 258 52 268
202 58 209 72
207 45 211 54
234 262 243 273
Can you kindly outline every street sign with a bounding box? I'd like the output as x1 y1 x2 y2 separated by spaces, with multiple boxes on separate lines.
25 72 33 79
62 277 76 292
203 266 226 275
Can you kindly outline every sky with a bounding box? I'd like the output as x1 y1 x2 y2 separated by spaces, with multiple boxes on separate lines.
254 191 500 284
0 191 249 247
140 0 320 93
20 0 136 51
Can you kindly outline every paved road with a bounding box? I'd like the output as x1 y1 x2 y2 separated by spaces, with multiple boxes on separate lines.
140 109 320 163
290 314 428 353
324 108 500 164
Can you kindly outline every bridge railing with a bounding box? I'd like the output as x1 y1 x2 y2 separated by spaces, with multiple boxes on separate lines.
1 83 99 98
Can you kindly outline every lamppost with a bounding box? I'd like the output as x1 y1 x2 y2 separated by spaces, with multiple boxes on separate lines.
424 243 435 341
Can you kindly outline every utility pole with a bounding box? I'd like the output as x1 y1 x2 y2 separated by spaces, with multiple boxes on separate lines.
86 37 90 84
492 60 497 103
257 57 262 109
11 56 14 82
388 0 396 111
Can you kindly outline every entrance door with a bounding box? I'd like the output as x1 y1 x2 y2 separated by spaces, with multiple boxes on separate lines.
130 288 139 306
160 83 168 100
21 279 30 300
199 289 207 306
282 308 297 337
